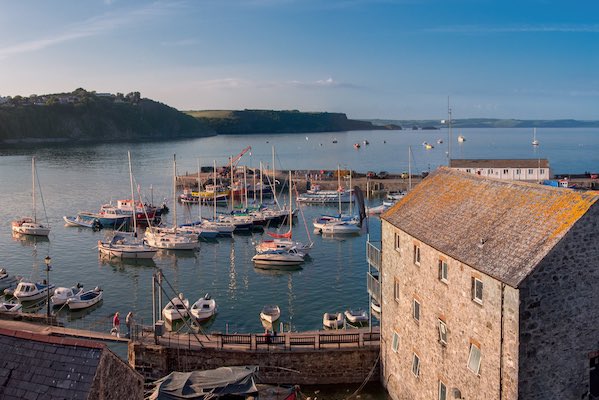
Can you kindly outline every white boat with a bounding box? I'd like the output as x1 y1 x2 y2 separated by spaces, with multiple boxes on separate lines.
532 128 540 146
63 215 102 229
296 188 354 204
320 221 361 235
190 293 217 322
162 293 190 322
13 281 55 302
260 305 281 323
66 287 103 310
313 214 359 231
12 158 51 237
0 302 22 313
252 248 305 268
457 134 466 143
0 268 19 290
146 155 200 250
323 312 344 329
371 300 381 314
366 203 389 215
51 284 84 306
344 309 368 325
386 191 405 201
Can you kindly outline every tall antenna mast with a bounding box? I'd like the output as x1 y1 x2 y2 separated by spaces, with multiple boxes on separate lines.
447 96 452 165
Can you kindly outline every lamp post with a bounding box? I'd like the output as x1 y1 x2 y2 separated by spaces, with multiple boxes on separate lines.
44 256 51 322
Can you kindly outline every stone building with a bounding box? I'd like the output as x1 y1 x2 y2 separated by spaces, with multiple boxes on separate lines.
449 159 550 181
373 167 599 400
0 327 144 399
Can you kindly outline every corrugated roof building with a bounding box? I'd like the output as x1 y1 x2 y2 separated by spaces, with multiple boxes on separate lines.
375 167 599 400
0 328 143 399
449 158 550 181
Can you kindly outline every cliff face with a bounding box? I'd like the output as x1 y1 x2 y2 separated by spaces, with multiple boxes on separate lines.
0 97 215 144
187 110 395 134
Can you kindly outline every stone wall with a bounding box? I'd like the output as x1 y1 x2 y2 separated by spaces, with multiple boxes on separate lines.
130 342 380 385
380 220 520 400
90 348 144 400
518 204 599 399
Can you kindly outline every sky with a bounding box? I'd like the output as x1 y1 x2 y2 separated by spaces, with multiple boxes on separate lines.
0 0 598 120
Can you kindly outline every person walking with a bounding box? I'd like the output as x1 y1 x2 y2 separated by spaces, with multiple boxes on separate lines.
112 312 120 337
125 311 134 338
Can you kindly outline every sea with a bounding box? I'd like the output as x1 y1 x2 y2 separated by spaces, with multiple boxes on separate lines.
0 127 597 398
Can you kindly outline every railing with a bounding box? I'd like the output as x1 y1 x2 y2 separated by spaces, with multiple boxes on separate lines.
367 272 381 303
366 241 382 271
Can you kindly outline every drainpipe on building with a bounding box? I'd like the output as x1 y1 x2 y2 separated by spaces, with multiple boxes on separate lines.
499 283 505 400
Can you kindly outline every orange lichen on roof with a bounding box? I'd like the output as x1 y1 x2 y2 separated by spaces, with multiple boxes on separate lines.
383 167 599 287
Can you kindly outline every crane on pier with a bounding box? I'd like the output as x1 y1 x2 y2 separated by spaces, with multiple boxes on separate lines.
220 146 252 176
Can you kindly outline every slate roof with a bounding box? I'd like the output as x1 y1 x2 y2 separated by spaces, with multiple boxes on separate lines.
0 328 104 400
382 167 599 287
450 159 550 169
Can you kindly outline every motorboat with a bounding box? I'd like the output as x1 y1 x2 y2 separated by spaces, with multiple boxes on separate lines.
145 229 200 250
63 215 103 230
457 134 466 143
51 284 84 306
66 287 103 310
319 221 361 235
0 302 22 313
252 248 305 268
313 214 359 231
78 205 131 229
0 268 19 291
345 309 368 325
255 239 312 255
12 158 51 237
297 188 354 204
13 281 55 302
260 305 281 323
178 222 219 239
371 300 381 314
323 312 344 329
366 203 389 215
162 293 190 322
190 293 217 322
386 191 405 201
98 234 158 259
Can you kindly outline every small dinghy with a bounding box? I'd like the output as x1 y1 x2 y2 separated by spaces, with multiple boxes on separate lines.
0 268 19 291
162 293 190 323
66 287 103 310
323 312 344 329
190 293 217 322
0 302 22 313
63 215 102 230
51 284 84 306
344 309 368 325
260 305 281 324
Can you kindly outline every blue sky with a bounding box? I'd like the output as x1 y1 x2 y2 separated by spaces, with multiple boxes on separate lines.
0 0 597 119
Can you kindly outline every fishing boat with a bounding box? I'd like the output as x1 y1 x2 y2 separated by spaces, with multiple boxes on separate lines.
78 205 131 229
323 312 344 329
0 302 22 313
51 284 84 306
252 248 305 268
190 293 217 322
162 293 190 323
116 199 159 223
0 268 19 291
13 281 55 302
344 309 368 325
63 215 103 229
260 305 281 323
12 158 51 237
66 287 103 310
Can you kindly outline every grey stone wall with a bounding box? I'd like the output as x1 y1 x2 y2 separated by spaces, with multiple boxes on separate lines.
380 220 520 400
518 203 599 399
130 342 380 385
89 349 144 400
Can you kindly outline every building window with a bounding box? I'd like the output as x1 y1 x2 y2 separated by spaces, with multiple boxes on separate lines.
412 353 420 377
503 169 509 174
439 381 447 400
540 169 545 174
528 169 533 175
394 278 400 303
413 244 420 266
466 168 471 173
516 169 521 175
413 299 420 322
438 259 448 283
472 277 483 304
391 332 399 353
468 343 482 374
394 232 400 252
438 319 448 345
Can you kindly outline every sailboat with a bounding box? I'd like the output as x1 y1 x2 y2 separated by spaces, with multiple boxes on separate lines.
255 171 313 254
145 155 200 250
12 157 51 236
313 166 360 234
98 152 158 259
199 160 236 236
532 128 540 146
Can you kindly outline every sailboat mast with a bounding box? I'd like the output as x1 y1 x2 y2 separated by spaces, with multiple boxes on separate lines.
244 165 248 209
213 160 217 220
173 154 177 231
288 170 292 231
337 165 341 215
447 97 452 164
128 151 137 234
260 161 263 204
197 158 202 221
349 168 352 216
32 157 36 222
272 146 276 201
408 146 412 191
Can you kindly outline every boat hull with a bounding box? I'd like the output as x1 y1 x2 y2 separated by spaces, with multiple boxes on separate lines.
67 289 103 310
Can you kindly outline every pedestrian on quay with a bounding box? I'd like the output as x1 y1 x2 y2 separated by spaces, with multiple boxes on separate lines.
126 311 134 338
112 312 120 337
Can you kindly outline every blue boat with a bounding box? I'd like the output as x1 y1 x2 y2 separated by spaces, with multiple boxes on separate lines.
77 205 131 229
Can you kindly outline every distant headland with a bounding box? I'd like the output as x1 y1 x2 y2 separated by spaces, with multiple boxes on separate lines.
0 89 597 144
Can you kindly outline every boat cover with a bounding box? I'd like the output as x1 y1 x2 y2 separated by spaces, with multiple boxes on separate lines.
148 366 259 399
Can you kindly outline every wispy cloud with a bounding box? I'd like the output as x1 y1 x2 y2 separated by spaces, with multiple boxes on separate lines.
424 24 599 34
192 77 364 90
0 2 182 59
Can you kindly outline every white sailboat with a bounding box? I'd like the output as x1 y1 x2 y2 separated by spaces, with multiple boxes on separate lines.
314 166 360 235
145 155 200 250
12 157 51 236
532 128 540 146
98 152 158 259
